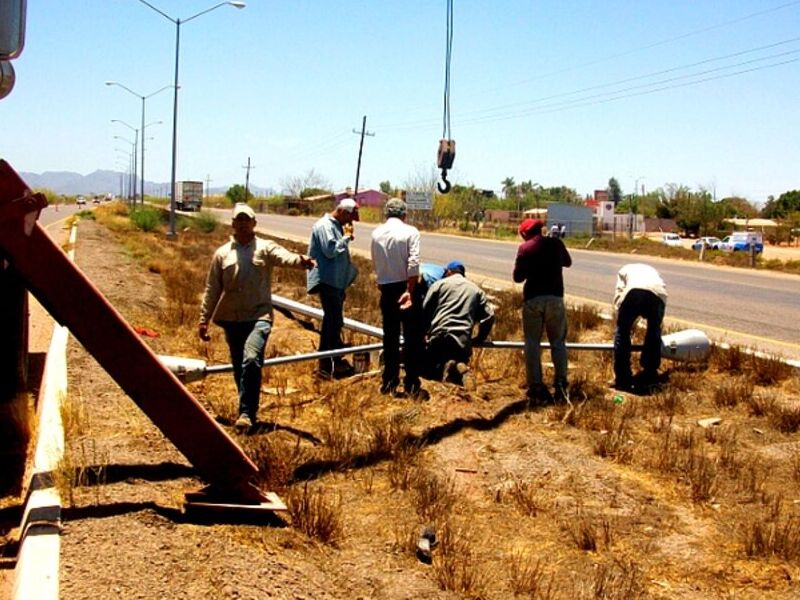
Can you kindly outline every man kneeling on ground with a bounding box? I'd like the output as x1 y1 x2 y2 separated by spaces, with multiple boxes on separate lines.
422 260 495 385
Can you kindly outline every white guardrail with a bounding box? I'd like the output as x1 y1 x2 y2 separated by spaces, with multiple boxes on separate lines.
12 224 75 599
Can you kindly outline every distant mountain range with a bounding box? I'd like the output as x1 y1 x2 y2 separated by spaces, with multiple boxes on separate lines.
20 169 274 197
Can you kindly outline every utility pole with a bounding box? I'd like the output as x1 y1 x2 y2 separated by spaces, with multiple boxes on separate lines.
205 173 212 202
242 157 255 204
352 115 375 200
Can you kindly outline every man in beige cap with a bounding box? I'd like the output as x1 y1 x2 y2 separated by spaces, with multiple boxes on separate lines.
199 203 315 432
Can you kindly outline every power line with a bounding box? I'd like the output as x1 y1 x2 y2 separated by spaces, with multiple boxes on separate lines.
377 38 800 132
371 1 800 125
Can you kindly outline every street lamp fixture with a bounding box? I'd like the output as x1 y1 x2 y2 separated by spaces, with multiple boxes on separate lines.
136 0 246 239
106 81 174 208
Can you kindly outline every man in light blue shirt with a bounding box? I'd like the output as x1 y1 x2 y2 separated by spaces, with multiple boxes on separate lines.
307 198 359 378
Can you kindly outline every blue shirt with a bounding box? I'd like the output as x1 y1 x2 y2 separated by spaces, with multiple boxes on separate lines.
307 214 356 292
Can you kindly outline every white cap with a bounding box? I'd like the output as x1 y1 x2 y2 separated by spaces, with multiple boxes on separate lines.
337 198 358 212
232 203 255 220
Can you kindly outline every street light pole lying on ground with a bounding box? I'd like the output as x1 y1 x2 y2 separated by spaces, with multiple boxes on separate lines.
136 0 246 238
106 81 173 207
158 295 711 383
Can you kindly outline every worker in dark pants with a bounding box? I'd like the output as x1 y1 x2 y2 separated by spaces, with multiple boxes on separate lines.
612 263 667 393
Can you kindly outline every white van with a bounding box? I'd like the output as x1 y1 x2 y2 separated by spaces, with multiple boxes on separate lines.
661 233 682 247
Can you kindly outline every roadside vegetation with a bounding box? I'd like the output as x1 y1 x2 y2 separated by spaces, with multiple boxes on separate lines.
44 201 800 597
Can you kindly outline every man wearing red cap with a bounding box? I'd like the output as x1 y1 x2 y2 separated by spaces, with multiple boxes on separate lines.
513 218 572 403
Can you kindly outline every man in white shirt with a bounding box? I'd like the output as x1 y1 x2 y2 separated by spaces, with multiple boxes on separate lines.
612 263 668 393
370 198 426 398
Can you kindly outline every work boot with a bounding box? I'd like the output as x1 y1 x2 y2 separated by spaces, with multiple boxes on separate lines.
380 379 399 395
234 413 253 433
444 361 469 386
526 384 553 406
405 383 430 402
554 380 569 403
333 359 356 379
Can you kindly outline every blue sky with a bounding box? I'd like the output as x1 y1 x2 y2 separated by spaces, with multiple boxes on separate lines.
1 0 798 203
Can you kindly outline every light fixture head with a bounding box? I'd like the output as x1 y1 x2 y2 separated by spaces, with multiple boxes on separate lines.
229 2 246 8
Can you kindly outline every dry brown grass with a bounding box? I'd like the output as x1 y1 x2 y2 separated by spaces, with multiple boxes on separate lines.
285 482 343 546
741 496 800 561
431 520 489 598
560 506 615 552
508 550 555 598
770 403 800 433
712 376 754 408
589 557 647 600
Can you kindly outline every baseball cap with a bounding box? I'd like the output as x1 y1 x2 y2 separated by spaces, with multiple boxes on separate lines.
232 203 256 220
446 260 465 275
337 197 360 221
518 218 544 239
385 198 407 218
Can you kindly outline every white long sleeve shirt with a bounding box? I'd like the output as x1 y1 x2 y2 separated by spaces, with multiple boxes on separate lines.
370 217 421 285
613 263 668 312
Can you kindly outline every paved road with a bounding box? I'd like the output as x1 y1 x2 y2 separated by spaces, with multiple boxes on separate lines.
210 209 800 360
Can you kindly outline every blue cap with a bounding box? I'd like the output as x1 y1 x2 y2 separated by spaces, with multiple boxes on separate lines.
446 260 465 275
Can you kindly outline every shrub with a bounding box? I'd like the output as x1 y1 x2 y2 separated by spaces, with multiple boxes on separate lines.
193 211 219 233
129 206 163 232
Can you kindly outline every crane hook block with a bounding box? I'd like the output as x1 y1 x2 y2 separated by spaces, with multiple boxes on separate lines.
437 139 456 170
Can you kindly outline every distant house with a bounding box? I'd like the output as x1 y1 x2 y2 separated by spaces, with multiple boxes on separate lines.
334 188 388 208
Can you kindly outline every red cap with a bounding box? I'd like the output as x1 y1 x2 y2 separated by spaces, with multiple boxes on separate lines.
519 218 544 239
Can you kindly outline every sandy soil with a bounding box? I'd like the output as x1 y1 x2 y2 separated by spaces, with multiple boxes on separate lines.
34 217 800 598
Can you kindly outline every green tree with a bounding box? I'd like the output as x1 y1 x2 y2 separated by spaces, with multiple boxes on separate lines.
762 190 800 219
608 177 622 205
501 177 517 200
379 180 392 195
718 196 758 219
225 184 248 205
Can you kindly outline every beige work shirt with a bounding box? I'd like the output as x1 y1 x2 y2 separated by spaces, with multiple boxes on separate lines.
200 236 304 324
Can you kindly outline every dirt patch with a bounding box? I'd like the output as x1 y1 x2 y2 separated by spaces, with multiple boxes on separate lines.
43 213 800 598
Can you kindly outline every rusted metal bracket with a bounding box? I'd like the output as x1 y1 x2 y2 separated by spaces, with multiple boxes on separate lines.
0 160 274 508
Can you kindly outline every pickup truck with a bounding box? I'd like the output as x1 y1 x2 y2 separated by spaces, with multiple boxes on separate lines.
719 232 764 254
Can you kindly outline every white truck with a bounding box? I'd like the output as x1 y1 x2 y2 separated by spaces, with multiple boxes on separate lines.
174 181 203 211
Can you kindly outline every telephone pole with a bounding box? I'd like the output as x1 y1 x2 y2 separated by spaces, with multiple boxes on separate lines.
242 157 255 204
205 173 212 201
352 115 375 200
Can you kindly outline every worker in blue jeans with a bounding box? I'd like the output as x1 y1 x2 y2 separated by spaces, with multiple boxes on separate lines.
612 263 667 393
199 203 315 432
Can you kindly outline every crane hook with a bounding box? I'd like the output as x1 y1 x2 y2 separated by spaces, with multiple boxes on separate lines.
437 169 452 194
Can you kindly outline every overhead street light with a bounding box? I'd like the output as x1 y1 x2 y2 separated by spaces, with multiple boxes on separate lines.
136 0 246 239
106 81 174 207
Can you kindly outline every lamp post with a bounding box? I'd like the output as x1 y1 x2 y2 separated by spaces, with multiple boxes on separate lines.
136 0 246 238
114 135 137 203
630 176 645 239
106 82 173 208
115 149 133 199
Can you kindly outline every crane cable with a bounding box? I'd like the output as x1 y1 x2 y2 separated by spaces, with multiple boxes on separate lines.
442 0 453 141
437 0 455 193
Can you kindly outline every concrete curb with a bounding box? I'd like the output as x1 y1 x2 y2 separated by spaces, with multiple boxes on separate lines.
12 223 75 599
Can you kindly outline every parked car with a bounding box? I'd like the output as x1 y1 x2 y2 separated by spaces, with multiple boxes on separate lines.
76 195 86 206
661 233 683 247
719 232 764 254
691 236 722 251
